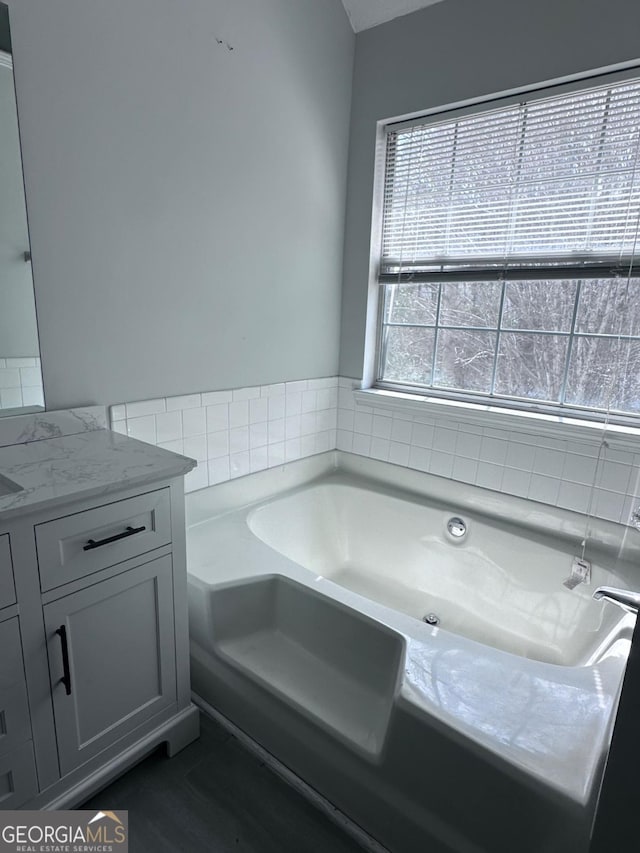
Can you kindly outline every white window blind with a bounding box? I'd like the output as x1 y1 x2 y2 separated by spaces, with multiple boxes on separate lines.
376 75 640 420
381 79 640 279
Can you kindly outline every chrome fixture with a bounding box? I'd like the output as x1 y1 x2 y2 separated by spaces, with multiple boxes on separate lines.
446 517 467 540
423 613 440 626
593 586 640 615
563 556 591 590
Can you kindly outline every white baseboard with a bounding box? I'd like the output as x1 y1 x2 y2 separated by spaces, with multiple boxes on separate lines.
193 693 391 853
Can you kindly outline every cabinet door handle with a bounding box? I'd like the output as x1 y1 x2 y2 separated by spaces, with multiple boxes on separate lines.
55 626 72 696
83 524 146 552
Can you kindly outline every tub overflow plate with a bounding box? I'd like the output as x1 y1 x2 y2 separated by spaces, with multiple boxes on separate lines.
447 516 467 540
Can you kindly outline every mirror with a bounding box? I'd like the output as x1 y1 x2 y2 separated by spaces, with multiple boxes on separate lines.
0 2 44 415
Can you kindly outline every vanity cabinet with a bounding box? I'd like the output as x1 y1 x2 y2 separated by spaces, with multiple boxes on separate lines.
0 473 199 810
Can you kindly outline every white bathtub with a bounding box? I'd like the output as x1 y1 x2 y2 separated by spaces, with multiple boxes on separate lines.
248 482 624 668
187 452 635 853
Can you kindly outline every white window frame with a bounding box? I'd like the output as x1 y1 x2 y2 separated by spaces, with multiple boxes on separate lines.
367 63 640 432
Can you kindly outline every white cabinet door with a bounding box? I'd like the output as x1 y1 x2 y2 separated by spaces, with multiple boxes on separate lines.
0 535 15 610
44 555 177 776
0 742 38 808
0 617 32 756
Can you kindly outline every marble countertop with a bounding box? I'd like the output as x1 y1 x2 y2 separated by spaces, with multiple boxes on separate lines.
0 428 196 521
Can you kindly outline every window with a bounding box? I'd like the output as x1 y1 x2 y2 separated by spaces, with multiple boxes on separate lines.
376 75 640 422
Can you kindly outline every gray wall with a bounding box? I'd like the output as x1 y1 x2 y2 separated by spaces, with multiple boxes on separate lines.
0 62 39 356
339 0 640 379
7 0 354 409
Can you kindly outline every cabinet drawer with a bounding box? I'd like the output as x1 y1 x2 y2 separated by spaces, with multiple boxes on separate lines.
36 489 171 592
0 618 31 757
0 535 15 610
0 741 38 809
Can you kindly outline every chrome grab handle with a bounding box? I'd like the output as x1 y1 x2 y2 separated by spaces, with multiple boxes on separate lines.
593 586 640 615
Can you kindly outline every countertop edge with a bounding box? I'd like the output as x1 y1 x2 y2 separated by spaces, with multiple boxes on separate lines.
0 439 197 523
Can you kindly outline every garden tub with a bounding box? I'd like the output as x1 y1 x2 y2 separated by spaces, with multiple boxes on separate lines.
186 452 635 853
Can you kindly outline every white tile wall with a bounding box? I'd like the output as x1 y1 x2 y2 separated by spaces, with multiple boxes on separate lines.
110 378 338 493
336 378 640 526
0 358 44 410
110 375 640 524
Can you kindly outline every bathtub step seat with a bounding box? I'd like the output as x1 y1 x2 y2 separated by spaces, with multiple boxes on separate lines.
211 575 403 761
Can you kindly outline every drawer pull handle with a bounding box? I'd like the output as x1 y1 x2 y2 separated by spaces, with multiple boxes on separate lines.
83 525 146 551
55 626 72 696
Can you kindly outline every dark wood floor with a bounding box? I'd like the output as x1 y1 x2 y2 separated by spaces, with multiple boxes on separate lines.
82 712 369 853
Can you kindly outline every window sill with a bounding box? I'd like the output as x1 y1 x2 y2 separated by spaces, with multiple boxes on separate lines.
353 388 640 452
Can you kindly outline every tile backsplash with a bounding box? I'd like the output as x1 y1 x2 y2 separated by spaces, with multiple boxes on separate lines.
111 376 640 525
110 378 338 493
336 379 640 526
